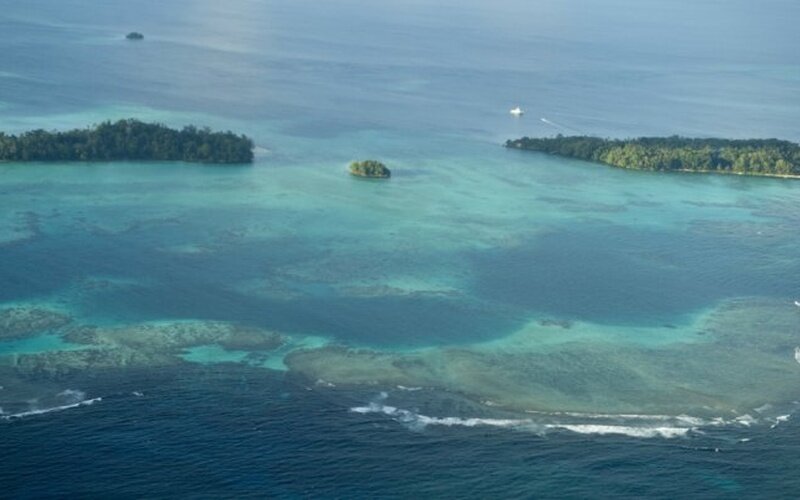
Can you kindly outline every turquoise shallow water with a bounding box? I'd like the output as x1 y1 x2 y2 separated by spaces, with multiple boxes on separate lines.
0 334 82 356
1 0 800 496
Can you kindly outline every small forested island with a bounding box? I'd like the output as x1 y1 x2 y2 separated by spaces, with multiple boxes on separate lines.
126 32 144 40
0 119 254 163
506 135 800 178
349 159 391 178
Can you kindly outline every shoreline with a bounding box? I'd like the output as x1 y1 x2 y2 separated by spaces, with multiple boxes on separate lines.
619 163 800 180
508 147 800 180
505 136 800 180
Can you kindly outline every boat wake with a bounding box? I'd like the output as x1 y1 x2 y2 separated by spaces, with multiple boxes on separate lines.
540 117 583 134
350 392 796 439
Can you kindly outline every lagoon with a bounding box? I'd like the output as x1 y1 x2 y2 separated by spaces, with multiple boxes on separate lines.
1 0 800 496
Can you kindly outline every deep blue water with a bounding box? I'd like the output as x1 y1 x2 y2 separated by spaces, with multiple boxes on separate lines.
4 366 800 498
2 0 800 497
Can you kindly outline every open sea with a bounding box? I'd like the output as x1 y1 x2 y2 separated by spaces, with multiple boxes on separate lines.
1 0 799 497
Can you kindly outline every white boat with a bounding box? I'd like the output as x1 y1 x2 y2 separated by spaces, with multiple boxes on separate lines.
794 300 800 307
795 347 800 364
509 106 524 116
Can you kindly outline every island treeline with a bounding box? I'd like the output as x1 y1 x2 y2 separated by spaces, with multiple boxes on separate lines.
0 119 254 164
349 159 391 178
506 135 800 177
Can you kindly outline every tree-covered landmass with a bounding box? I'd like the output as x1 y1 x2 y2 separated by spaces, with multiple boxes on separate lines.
349 159 391 178
0 119 254 164
505 135 800 178
126 32 144 40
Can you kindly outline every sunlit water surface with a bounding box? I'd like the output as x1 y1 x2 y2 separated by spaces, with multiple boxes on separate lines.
1 0 799 496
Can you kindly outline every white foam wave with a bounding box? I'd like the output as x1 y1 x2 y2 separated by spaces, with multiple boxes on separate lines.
755 404 773 414
351 394 800 438
351 402 534 432
770 414 791 429
1 397 101 421
315 379 336 388
350 399 693 438
548 424 689 439
396 385 422 392
1 389 101 421
59 389 86 400
526 409 707 426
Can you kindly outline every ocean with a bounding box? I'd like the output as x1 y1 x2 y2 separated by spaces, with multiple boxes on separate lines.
1 0 799 497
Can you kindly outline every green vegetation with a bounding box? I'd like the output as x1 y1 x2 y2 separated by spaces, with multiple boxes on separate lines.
506 135 800 178
0 119 254 164
349 159 391 178
126 32 144 40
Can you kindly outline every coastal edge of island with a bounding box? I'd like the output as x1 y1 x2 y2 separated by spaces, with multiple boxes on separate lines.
0 119 254 164
505 135 800 179
3 120 798 182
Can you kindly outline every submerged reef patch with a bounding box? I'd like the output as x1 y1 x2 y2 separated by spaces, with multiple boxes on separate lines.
3 317 286 379
10 346 175 378
0 307 71 340
3 298 798 423
63 320 285 353
286 298 800 417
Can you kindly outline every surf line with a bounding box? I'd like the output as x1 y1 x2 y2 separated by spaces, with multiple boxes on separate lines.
349 393 695 439
1 397 102 421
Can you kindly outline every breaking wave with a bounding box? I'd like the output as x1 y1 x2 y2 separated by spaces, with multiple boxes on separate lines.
349 392 795 439
1 389 101 421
